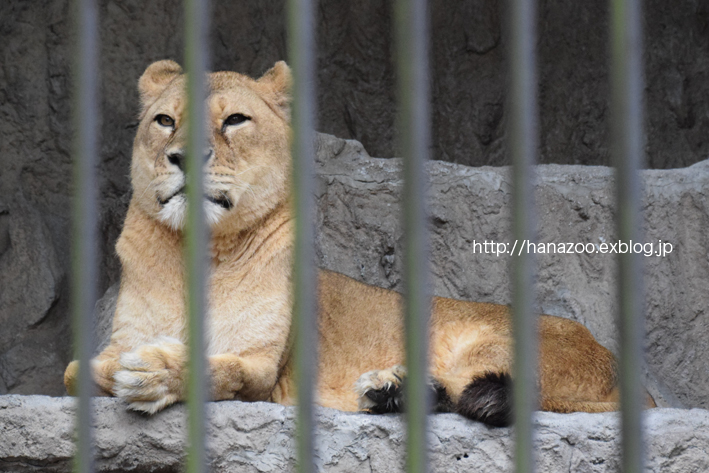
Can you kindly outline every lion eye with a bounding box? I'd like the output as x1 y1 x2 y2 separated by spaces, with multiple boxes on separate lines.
223 113 251 128
155 114 175 128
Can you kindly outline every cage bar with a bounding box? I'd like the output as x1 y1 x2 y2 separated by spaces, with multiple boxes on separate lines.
183 0 211 472
394 0 432 472
70 0 99 471
286 1 319 473
507 0 540 472
609 0 646 472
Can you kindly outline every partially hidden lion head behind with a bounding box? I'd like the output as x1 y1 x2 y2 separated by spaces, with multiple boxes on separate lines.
131 60 292 235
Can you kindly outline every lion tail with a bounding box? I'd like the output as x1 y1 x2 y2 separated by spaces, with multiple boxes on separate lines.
454 372 512 427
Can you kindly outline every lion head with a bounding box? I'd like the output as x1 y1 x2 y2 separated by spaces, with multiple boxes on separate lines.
129 60 292 235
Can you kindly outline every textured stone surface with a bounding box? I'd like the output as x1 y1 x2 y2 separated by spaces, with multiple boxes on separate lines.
0 192 67 395
0 395 707 472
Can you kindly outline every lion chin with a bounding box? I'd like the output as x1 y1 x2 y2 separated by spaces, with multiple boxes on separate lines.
156 194 230 231
63 59 655 426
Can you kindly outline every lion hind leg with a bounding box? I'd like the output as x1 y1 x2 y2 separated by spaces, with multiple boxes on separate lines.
354 365 454 414
354 365 407 414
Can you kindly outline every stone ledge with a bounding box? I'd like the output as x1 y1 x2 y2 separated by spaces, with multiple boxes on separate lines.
0 395 707 472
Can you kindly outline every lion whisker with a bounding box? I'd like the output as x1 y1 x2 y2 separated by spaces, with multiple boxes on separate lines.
138 177 161 202
234 164 270 177
235 182 257 200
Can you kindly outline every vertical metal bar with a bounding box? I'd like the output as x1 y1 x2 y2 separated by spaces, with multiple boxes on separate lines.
184 0 210 472
610 0 645 472
507 0 539 472
394 0 431 472
286 1 318 473
71 0 98 471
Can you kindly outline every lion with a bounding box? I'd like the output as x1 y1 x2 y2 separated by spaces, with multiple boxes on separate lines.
64 60 649 426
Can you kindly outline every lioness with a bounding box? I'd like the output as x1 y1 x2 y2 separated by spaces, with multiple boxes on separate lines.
64 60 634 427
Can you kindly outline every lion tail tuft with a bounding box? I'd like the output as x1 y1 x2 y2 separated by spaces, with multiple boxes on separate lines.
455 372 512 427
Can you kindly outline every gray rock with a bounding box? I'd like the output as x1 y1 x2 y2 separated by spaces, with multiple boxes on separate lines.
0 395 707 472
0 192 61 332
0 192 67 395
2 0 709 173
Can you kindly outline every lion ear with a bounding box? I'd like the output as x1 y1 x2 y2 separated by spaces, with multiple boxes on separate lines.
257 61 292 120
138 60 183 114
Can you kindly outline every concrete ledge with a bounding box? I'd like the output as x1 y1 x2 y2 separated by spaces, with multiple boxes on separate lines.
0 395 707 472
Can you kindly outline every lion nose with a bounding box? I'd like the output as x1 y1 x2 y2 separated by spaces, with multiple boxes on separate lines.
167 150 185 170
167 149 213 171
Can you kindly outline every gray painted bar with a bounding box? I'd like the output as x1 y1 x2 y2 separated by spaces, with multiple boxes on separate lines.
183 0 210 472
394 0 432 472
286 1 319 473
610 0 646 472
507 0 540 472
71 0 99 471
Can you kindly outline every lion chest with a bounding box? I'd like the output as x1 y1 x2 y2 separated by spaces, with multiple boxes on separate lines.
205 264 291 357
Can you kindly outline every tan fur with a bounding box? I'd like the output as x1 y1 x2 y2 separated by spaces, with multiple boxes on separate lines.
64 60 652 416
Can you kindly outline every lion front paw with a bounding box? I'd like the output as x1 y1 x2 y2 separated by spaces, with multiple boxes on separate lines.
64 360 80 396
113 337 187 414
63 359 118 396
354 365 407 414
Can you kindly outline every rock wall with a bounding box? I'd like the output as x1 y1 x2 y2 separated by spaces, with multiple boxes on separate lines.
1 395 707 472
